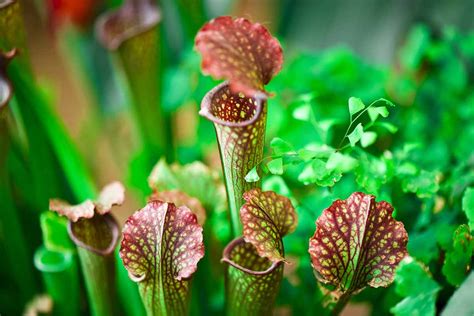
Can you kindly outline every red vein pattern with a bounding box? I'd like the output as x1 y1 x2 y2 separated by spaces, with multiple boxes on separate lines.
120 201 204 315
222 237 283 316
201 82 267 234
309 192 408 294
241 189 297 262
195 16 283 96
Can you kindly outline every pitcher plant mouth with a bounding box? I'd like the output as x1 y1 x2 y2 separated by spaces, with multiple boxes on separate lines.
67 213 120 256
200 81 267 128
0 49 17 108
95 0 161 51
222 237 283 276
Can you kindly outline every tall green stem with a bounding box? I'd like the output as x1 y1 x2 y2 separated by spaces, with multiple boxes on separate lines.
331 292 352 315
68 214 119 316
96 0 171 164
77 248 116 316
200 83 267 236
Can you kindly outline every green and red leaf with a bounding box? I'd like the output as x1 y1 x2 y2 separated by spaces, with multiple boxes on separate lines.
120 200 204 315
195 16 283 96
309 192 408 294
240 188 297 262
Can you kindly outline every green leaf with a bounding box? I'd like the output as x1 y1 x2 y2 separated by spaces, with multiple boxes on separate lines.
267 158 283 175
120 201 204 315
297 144 333 161
348 123 364 146
401 170 440 198
270 137 294 155
360 131 377 147
462 187 474 230
348 97 365 115
298 159 342 187
391 258 440 316
309 192 408 294
148 159 227 213
442 225 474 286
292 103 311 121
40 211 75 252
245 166 260 182
374 121 398 133
368 106 389 122
326 152 358 173
240 189 297 262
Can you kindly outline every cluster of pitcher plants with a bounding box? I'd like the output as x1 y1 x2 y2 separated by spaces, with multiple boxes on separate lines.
2 0 474 315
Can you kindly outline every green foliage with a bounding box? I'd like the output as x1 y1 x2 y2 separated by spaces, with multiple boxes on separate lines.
391 258 441 316
442 225 474 287
462 187 474 230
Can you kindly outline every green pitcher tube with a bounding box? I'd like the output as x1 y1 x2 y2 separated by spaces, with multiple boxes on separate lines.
34 247 80 316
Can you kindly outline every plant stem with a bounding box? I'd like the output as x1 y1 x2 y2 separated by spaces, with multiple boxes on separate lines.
331 292 352 315
34 247 80 316
200 83 268 236
337 98 391 150
77 247 116 316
